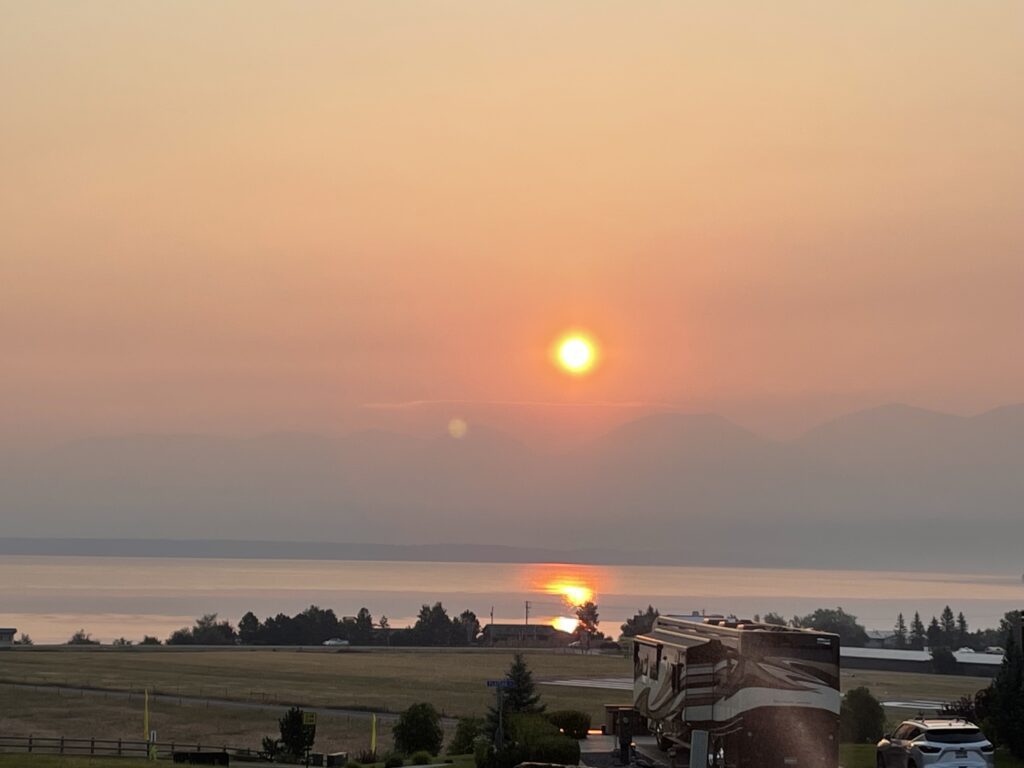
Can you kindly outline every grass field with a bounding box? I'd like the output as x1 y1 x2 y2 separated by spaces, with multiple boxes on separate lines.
0 685 390 756
0 649 631 720
0 648 1000 759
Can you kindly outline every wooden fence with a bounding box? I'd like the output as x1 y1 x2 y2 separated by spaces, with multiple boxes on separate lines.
0 734 262 760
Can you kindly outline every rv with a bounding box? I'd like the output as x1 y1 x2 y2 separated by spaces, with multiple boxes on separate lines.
633 614 841 768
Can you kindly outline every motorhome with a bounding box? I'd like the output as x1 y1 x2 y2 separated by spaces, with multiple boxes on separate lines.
634 613 841 768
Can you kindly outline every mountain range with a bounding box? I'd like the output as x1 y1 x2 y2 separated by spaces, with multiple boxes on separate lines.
2 403 1022 572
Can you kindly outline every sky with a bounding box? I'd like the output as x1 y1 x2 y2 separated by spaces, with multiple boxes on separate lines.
2 1 1023 450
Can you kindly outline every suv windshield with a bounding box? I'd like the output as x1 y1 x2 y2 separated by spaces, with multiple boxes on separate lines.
925 729 982 744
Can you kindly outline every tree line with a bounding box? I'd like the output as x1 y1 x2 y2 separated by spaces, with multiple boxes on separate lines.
617 604 1023 651
158 603 484 647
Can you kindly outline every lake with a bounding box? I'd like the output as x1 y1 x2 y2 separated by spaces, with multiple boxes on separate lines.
2 555 1021 644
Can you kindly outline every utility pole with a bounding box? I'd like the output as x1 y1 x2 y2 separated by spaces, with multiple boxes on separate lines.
525 600 531 625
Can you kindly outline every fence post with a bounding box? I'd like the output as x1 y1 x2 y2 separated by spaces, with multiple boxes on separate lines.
118 738 122 756
28 735 33 753
60 736 64 755
91 737 95 755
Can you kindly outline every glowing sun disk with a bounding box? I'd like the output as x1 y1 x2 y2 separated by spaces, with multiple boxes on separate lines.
554 333 597 375
552 616 580 633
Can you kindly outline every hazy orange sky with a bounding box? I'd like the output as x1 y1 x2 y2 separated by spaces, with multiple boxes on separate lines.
3 2 1022 446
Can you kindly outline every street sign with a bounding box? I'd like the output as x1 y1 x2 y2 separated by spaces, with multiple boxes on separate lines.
486 679 515 688
303 712 318 726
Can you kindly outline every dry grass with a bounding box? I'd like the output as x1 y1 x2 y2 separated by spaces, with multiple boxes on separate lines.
0 649 631 720
840 667 991 725
0 648 997 756
0 685 389 756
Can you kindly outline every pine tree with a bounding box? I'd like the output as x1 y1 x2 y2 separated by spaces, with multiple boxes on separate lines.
486 653 545 742
503 653 545 714
894 613 908 649
940 606 956 642
990 625 1024 757
956 612 969 647
910 612 927 650
927 616 943 648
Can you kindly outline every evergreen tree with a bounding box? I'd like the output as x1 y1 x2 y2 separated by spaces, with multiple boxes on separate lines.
894 613 908 650
990 628 1024 757
486 653 545 741
956 612 969 647
910 612 927 650
763 612 787 626
503 653 544 714
940 606 956 641
927 616 943 648
277 706 316 759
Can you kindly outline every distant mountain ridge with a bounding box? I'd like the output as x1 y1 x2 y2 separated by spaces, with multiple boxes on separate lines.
2 403 1023 572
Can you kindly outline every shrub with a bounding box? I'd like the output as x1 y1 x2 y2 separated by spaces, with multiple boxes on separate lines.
475 715 580 768
410 751 433 765
546 710 591 739
473 737 492 768
839 687 886 743
394 703 444 756
448 717 485 755
277 706 316 758
357 750 378 764
384 754 404 768
530 736 581 765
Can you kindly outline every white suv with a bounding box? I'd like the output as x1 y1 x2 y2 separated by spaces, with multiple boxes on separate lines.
877 718 994 768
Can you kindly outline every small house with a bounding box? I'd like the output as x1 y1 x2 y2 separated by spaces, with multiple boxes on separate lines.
0 628 16 648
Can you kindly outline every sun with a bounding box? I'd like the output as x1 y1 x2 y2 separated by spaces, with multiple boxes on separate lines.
555 333 597 375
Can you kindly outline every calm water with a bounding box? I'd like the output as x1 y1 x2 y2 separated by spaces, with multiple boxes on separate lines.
2 555 1022 644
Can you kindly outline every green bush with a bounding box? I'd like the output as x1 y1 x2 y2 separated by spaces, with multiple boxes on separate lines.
475 714 580 768
508 713 560 742
840 687 886 743
384 754 404 768
546 710 591 739
394 703 444 756
448 716 485 755
530 736 581 765
473 737 492 768
410 750 434 765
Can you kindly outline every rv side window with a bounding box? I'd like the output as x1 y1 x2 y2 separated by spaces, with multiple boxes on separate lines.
649 645 661 680
671 663 683 692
